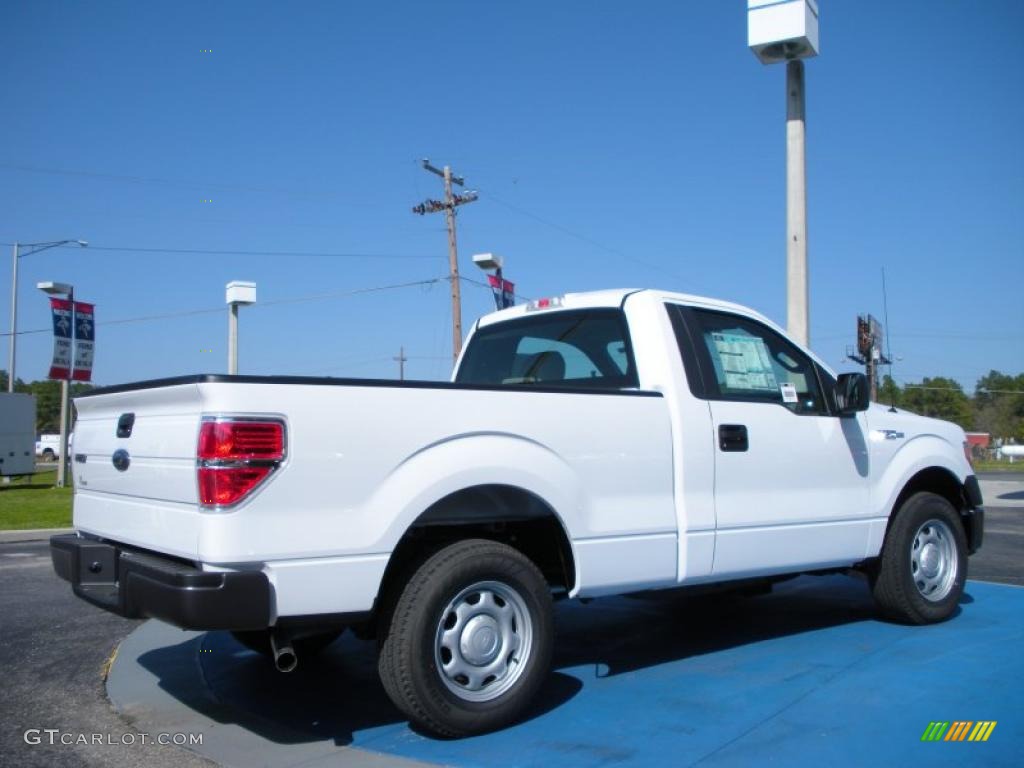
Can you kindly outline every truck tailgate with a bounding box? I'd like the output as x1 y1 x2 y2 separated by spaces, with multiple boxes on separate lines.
72 383 203 559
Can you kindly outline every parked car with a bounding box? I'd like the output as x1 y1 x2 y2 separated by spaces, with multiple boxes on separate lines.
51 288 984 736
36 434 61 461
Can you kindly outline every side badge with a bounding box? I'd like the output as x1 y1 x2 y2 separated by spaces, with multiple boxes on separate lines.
112 449 131 472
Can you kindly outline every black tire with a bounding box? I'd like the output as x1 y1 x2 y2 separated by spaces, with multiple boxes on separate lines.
378 539 554 738
871 491 967 624
41 449 55 462
230 628 343 659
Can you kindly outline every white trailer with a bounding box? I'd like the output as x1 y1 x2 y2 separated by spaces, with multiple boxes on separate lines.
0 393 37 476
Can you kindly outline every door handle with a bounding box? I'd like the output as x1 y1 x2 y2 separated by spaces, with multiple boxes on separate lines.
719 424 749 452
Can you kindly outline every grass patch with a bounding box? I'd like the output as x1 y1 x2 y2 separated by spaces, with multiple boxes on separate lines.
0 469 72 529
973 460 1023 473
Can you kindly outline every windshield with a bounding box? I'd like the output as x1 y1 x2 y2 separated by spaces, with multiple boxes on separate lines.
456 309 639 390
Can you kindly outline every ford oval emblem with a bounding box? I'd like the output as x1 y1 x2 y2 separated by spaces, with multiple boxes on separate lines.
112 449 131 472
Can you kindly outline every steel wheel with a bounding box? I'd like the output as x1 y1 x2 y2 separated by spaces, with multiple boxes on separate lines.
910 518 958 602
872 491 967 624
378 539 554 737
434 580 534 702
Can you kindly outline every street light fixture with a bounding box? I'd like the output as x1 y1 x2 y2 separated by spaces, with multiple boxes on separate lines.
8 239 87 392
36 280 75 488
225 281 256 375
748 0 819 347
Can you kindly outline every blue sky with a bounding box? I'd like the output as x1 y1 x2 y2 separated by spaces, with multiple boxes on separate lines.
2 1 1021 389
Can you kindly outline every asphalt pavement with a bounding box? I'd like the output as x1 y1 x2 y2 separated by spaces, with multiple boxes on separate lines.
0 539 215 768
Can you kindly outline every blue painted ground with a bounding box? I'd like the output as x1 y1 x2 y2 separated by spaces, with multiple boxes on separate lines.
139 576 1023 768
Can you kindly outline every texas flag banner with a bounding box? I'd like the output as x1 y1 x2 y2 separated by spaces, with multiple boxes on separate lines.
47 298 73 380
72 301 95 382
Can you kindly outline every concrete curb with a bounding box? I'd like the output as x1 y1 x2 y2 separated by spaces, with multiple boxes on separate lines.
0 527 73 543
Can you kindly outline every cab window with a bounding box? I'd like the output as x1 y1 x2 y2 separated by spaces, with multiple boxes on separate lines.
456 309 638 389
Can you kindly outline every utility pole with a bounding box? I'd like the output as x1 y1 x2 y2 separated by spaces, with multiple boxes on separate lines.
413 159 478 365
394 346 407 381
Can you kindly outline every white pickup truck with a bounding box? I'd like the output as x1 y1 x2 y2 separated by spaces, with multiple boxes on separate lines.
51 288 984 737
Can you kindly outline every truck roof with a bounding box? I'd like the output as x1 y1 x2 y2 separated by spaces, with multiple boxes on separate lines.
477 288 777 330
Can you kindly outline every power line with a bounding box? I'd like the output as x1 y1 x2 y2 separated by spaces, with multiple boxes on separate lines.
902 385 1024 395
0 241 438 261
0 277 446 338
484 194 687 282
459 274 532 303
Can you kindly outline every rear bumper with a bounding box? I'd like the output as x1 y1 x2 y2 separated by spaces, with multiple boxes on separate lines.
50 534 271 631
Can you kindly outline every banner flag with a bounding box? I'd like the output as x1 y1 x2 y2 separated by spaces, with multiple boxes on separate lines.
48 298 73 380
486 275 516 310
73 301 95 382
47 299 96 381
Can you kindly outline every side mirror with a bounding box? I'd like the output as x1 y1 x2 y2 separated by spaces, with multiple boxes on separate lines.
837 372 869 417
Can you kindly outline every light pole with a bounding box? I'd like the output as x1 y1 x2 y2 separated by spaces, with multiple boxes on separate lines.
37 280 75 488
8 239 87 392
748 0 819 347
225 281 256 375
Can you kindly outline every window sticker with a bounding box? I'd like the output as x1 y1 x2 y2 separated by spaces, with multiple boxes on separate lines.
780 383 798 403
710 332 778 392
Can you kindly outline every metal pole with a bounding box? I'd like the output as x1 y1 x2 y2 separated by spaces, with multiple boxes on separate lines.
57 379 69 487
786 59 809 348
228 303 239 374
443 166 463 364
396 346 406 381
57 287 74 488
7 243 18 392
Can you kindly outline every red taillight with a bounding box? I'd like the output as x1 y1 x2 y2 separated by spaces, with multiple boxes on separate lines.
197 419 285 508
198 421 283 461
199 466 272 507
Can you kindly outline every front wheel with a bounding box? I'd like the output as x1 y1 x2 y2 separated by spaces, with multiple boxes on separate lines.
871 491 967 624
378 539 553 737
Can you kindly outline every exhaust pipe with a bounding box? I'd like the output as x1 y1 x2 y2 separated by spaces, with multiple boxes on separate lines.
270 629 297 673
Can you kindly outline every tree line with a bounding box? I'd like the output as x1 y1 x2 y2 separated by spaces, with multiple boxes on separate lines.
878 370 1023 441
0 372 95 434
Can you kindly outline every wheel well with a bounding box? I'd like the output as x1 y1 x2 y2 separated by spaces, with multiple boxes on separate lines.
376 485 576 622
888 467 976 544
893 468 963 513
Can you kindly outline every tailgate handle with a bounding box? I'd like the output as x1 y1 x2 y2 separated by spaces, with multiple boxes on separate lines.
116 413 135 438
719 424 749 452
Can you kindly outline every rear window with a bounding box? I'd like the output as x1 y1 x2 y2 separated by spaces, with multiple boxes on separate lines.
456 309 639 390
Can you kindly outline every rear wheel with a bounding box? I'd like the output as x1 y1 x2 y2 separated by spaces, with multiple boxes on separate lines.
871 492 967 624
378 539 553 737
